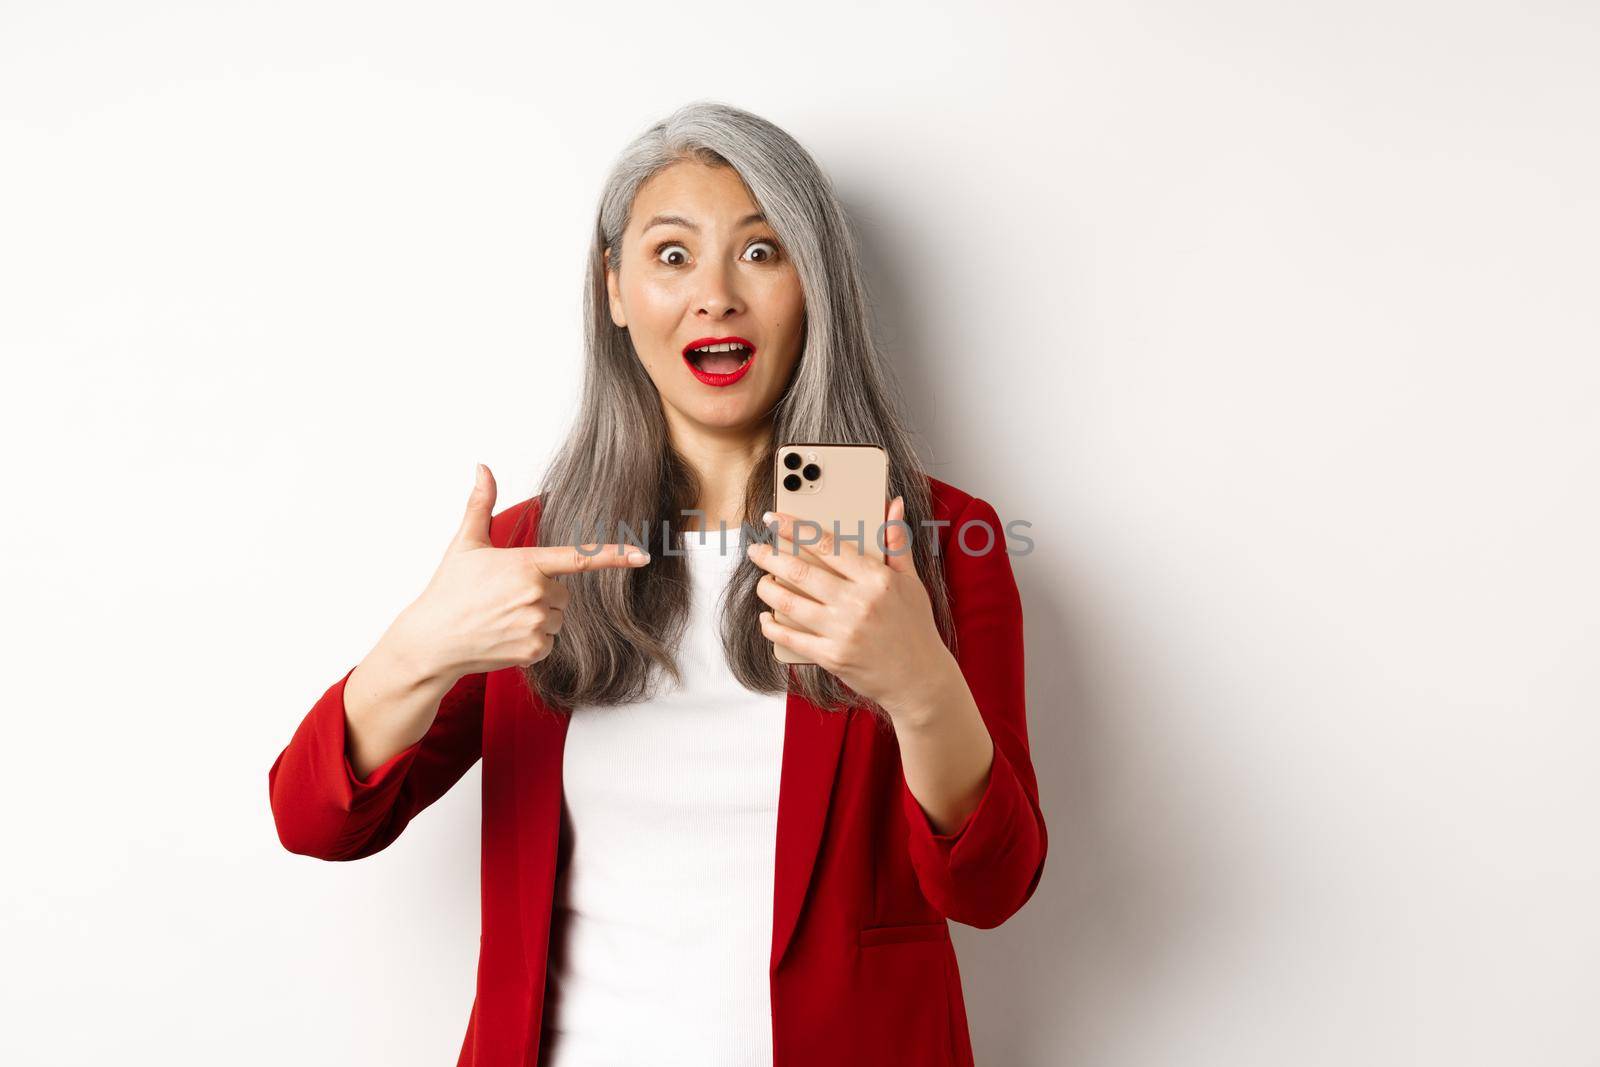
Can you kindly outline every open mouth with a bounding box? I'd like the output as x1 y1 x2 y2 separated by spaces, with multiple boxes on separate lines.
684 341 754 375
681 336 757 385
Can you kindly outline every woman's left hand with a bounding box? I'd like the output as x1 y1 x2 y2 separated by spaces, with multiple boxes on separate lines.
749 496 956 720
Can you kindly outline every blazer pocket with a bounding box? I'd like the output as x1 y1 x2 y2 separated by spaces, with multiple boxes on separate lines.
858 920 951 948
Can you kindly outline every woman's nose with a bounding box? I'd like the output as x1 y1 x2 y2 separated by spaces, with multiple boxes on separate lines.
694 260 743 318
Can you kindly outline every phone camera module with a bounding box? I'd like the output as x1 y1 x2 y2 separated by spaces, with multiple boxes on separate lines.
782 451 802 471
801 463 821 481
782 473 802 492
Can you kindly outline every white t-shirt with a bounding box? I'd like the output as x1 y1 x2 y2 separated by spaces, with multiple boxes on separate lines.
540 527 789 1067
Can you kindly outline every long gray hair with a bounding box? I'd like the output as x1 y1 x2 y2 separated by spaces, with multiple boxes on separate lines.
520 99 955 720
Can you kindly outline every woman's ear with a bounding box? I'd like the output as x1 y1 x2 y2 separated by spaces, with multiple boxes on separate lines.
604 247 627 328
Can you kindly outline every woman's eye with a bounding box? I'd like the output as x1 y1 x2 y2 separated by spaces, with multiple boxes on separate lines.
652 238 779 267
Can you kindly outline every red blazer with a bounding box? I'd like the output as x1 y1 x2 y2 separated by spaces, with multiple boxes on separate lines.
268 475 1047 1067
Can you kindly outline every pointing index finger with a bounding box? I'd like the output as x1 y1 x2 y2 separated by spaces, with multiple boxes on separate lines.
514 543 651 577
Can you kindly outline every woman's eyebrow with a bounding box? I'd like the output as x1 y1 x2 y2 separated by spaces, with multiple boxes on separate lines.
641 211 767 234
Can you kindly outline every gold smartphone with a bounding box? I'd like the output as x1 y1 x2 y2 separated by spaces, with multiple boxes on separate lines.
768 443 889 665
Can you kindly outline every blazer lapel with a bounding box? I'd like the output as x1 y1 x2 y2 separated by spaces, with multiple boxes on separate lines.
769 687 849 973
514 695 569 998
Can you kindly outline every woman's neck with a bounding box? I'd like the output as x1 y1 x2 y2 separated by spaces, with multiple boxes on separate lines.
668 416 772 533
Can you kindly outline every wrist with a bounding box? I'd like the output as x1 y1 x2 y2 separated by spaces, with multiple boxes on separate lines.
885 648 966 732
375 608 459 694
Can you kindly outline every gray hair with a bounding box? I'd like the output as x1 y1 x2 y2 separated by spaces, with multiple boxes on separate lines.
522 99 955 722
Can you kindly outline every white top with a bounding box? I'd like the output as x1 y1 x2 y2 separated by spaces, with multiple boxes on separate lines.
541 527 789 1067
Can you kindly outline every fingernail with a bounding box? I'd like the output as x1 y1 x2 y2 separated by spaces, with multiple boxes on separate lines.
762 511 776 524
627 549 650 563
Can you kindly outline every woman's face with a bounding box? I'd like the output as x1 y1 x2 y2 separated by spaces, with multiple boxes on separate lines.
606 160 805 442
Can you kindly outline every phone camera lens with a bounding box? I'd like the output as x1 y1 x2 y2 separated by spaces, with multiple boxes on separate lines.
782 451 802 470
783 473 802 491
802 463 821 481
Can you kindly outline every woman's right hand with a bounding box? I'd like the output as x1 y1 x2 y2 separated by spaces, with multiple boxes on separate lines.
383 463 651 685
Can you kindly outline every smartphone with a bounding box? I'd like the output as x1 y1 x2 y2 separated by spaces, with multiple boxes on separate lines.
768 442 889 665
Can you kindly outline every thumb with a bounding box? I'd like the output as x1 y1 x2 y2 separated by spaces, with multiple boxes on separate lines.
883 495 915 574
452 463 497 550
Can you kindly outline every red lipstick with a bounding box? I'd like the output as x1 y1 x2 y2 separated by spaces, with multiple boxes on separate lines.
681 335 757 387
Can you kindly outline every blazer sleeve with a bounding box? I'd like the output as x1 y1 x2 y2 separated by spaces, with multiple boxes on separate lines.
899 493 1048 929
267 666 486 861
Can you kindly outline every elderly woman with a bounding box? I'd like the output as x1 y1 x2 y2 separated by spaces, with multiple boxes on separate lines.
268 100 1046 1067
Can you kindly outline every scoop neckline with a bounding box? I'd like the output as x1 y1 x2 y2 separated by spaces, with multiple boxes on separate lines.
679 528 744 552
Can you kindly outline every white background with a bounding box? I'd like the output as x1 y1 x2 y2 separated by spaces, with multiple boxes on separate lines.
3 1 1596 1064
